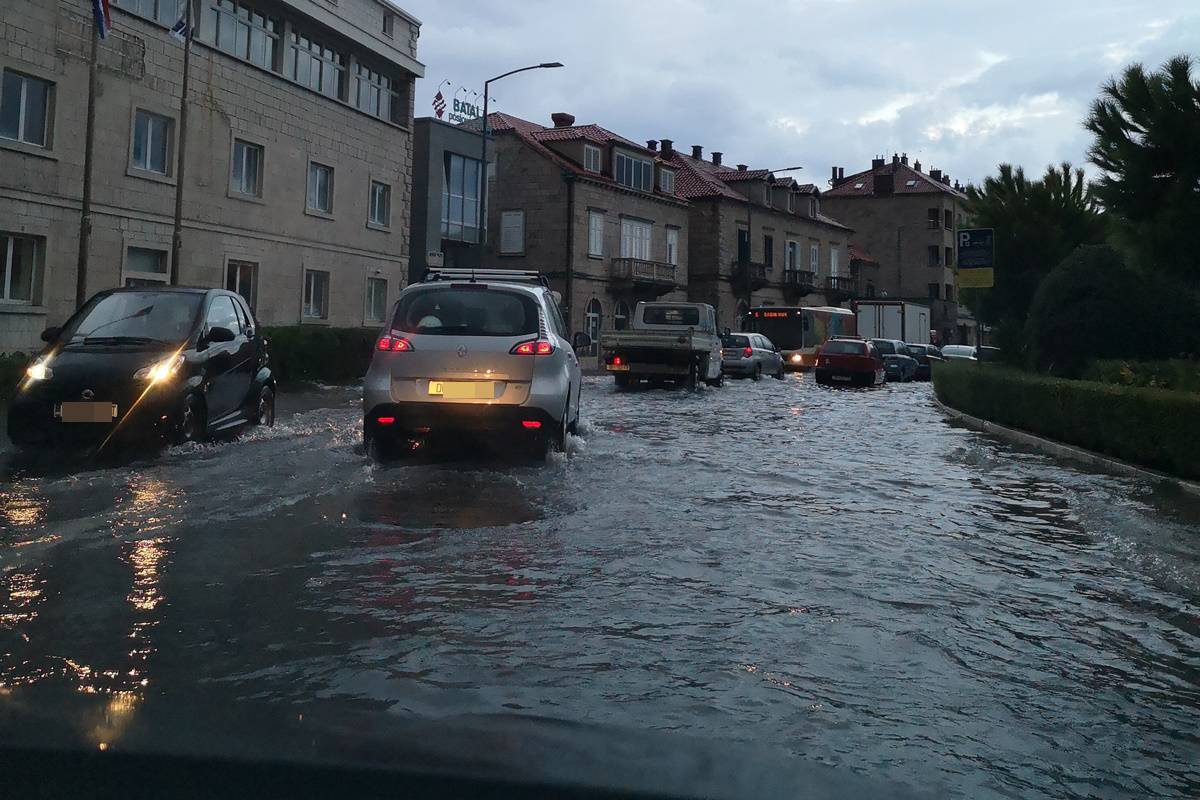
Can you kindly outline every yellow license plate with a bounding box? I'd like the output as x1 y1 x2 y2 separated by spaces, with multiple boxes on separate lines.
428 381 495 399
607 364 631 372
59 401 117 422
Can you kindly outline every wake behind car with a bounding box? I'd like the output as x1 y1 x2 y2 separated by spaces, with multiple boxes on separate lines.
870 338 919 382
362 269 581 459
7 287 275 449
814 337 884 386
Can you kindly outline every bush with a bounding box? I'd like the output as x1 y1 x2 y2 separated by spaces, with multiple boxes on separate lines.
933 361 1200 480
0 352 29 402
1083 359 1200 393
261 326 378 384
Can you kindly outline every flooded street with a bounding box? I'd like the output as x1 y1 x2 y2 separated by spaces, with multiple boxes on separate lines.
1 376 1198 798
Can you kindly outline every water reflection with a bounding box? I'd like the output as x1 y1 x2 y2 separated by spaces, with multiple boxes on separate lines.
1 480 48 531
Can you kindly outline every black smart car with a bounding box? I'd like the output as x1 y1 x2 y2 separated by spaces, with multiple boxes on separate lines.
7 287 275 449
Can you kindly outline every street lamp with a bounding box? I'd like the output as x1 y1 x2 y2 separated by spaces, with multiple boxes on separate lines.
479 62 564 245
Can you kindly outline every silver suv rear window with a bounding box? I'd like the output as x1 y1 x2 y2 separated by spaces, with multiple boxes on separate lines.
393 287 539 336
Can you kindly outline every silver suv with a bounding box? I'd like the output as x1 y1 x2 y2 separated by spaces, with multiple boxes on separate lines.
363 269 582 458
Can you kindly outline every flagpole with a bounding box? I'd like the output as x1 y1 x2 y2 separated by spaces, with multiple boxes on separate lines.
169 0 193 285
75 12 100 308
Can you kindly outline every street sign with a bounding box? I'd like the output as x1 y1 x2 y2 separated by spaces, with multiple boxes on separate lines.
958 268 995 289
957 228 994 268
427 251 444 267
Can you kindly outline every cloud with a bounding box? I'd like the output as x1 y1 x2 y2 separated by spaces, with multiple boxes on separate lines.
923 93 1067 142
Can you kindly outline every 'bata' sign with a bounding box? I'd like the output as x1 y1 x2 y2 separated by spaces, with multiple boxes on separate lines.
432 81 482 125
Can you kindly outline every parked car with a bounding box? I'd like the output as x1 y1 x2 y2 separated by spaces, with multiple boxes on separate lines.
362 269 581 459
976 345 1003 363
720 333 784 380
870 339 919 382
814 337 885 387
7 287 275 449
940 345 978 362
904 343 943 381
600 301 723 390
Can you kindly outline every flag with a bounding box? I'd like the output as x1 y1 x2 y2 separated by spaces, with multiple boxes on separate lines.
170 0 194 42
92 0 111 39
432 89 446 119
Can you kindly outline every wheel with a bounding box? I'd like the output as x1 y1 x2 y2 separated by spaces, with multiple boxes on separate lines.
751 364 762 382
175 394 206 444
773 363 785 380
705 371 724 388
685 363 699 393
552 398 569 453
255 385 275 427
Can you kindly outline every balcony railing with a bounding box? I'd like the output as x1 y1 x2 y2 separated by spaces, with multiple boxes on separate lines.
731 260 769 291
782 269 817 292
610 257 677 288
826 275 858 295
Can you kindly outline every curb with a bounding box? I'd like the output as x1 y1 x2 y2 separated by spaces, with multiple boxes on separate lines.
932 396 1200 498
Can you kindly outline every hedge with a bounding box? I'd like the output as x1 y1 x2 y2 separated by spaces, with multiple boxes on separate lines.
932 362 1200 480
261 326 378 384
1083 359 1200 394
0 352 30 403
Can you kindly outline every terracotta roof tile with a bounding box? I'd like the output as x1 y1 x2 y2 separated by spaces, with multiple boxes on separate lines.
848 243 879 264
824 162 966 199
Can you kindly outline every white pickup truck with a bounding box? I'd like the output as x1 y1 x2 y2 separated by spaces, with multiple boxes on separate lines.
598 302 724 390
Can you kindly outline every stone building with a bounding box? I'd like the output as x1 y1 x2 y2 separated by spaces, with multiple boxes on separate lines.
409 115 487 283
480 111 690 344
662 144 856 331
822 154 970 343
0 0 422 352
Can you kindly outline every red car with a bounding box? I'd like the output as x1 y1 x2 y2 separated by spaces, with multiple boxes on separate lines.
814 337 885 387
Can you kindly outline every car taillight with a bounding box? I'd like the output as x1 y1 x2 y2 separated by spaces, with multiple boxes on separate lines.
612 355 623 366
742 346 753 358
377 334 413 352
511 340 554 355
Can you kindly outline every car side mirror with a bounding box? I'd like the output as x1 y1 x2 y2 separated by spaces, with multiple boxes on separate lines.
40 326 61 343
572 332 592 351
207 325 236 343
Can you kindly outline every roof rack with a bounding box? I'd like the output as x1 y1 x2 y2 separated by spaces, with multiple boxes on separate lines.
423 268 549 287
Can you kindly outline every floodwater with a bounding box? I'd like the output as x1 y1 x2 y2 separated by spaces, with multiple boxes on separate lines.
1 376 1198 798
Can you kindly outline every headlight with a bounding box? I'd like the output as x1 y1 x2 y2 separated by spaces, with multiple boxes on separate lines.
134 354 184 384
25 359 52 382
790 354 803 363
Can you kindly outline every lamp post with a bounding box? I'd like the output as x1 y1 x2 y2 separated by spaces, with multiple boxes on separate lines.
740 166 802 327
479 62 563 246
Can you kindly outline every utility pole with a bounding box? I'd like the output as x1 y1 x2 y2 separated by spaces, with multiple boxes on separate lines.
169 0 194 285
75 19 100 308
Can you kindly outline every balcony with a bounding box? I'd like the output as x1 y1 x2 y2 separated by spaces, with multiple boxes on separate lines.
731 260 769 292
610 258 677 295
825 274 859 302
781 269 817 298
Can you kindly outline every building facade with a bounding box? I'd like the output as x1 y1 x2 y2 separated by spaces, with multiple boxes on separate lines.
663 145 855 331
822 154 969 344
0 0 423 352
481 112 690 343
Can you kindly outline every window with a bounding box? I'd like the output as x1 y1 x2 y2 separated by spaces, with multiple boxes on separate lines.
945 284 955 302
286 31 345 99
206 295 241 335
0 234 41 303
614 300 629 331
659 168 675 195
303 269 329 319
226 260 258 310
927 245 941 266
588 211 604 257
786 240 799 270
583 145 601 173
354 63 405 125
763 235 773 270
307 162 334 213
585 298 602 342
736 228 750 263
125 246 169 286
369 180 391 227
365 277 387 324
928 283 940 299
927 208 940 229
132 110 172 174
865 282 876 298
112 0 186 25
944 209 954 230
382 12 395 37
441 154 481 242
945 246 954 267
500 210 524 254
394 287 538 336
666 228 679 266
830 246 840 277
809 242 820 275
905 179 918 187
230 139 262 197
613 151 653 191
787 193 795 213
0 70 52 148
203 1 280 70
620 219 651 260
809 198 817 217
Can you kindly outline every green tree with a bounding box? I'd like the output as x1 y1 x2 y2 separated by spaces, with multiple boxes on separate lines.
1086 56 1200 283
961 162 1106 336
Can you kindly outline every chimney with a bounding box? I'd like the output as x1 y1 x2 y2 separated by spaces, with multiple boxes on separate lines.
646 139 658 152
737 164 748 171
873 173 894 196
660 139 673 158
942 173 950 185
839 167 845 181
954 180 962 191
901 152 909 165
711 151 722 166
913 159 921 172
892 152 900 165
871 156 885 170
831 166 839 185
691 145 703 160
550 112 575 128
930 168 942 182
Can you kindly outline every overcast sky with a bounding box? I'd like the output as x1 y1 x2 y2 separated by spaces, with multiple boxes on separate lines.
398 0 1197 188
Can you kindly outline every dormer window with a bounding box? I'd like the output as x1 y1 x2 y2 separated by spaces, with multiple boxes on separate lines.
763 183 772 207
787 193 795 212
659 167 675 195
614 150 653 191
583 144 602 173
809 198 818 217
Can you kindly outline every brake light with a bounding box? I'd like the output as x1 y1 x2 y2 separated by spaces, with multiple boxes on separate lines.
511 340 554 355
612 355 623 366
376 416 396 425
742 346 753 358
377 335 413 352
521 420 542 429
